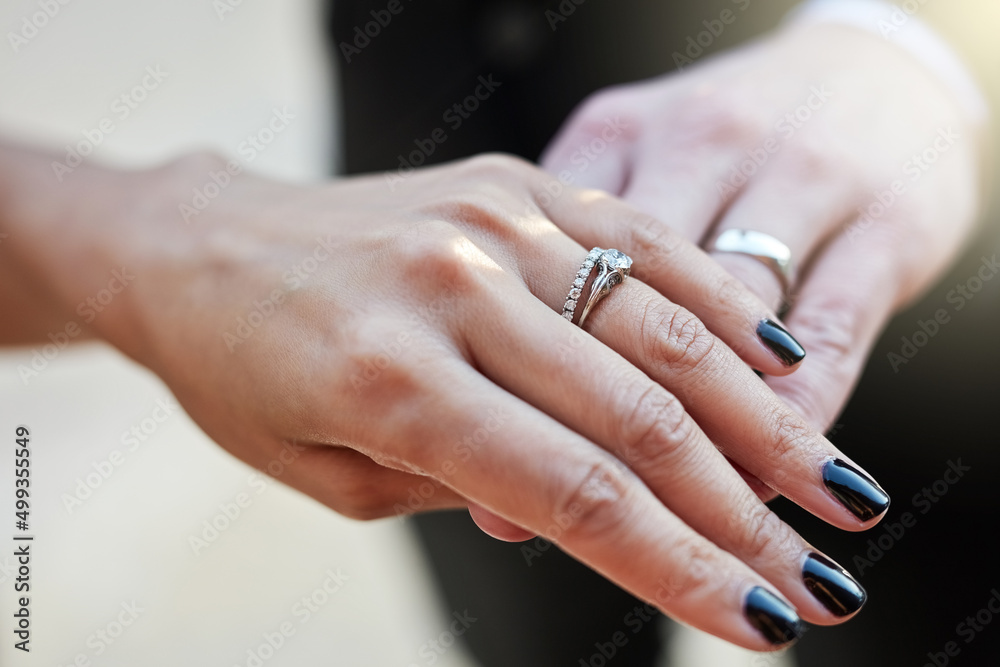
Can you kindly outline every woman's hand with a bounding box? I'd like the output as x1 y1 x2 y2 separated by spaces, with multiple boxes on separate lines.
2 149 886 649
542 21 986 434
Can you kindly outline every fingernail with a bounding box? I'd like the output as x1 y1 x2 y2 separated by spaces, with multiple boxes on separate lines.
822 458 890 521
745 586 803 646
803 552 867 617
757 319 806 366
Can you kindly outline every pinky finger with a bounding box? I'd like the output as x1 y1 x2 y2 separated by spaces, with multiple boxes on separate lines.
467 502 536 542
280 444 468 521
765 223 908 433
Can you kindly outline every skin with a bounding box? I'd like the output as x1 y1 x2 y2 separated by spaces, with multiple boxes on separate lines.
1 143 885 650
542 23 988 452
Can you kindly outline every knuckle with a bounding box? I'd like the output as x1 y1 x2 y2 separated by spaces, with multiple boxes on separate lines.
338 340 442 441
556 460 631 544
784 140 841 183
644 302 717 373
335 339 428 412
771 376 834 434
653 537 719 606
672 93 762 146
619 384 695 470
767 407 815 464
425 191 524 243
342 339 417 392
790 299 859 364
713 273 755 317
726 501 790 562
394 221 484 295
625 212 683 269
575 88 619 119
571 87 639 134
460 152 537 181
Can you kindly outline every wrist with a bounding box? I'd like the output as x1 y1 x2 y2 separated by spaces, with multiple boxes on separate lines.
0 142 187 363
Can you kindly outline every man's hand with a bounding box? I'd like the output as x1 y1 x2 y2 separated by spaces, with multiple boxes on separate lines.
543 21 986 432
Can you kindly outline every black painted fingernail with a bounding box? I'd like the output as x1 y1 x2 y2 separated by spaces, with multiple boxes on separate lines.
745 586 803 646
757 319 806 366
822 458 890 521
803 552 867 617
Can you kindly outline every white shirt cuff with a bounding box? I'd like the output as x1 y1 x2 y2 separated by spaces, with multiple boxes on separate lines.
785 0 989 125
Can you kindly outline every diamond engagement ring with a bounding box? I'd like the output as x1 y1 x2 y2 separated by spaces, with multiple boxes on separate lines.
562 248 633 328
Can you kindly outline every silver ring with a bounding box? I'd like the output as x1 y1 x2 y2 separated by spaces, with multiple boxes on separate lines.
562 248 632 328
709 229 794 293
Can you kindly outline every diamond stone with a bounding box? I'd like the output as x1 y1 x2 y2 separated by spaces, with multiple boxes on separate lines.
565 299 577 310
569 288 582 299
602 249 632 271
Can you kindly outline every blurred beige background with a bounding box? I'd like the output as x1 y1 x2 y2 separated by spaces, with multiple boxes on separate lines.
0 1 791 665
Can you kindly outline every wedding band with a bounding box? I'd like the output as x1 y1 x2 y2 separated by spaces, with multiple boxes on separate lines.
710 229 794 293
561 247 602 323
562 248 633 328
